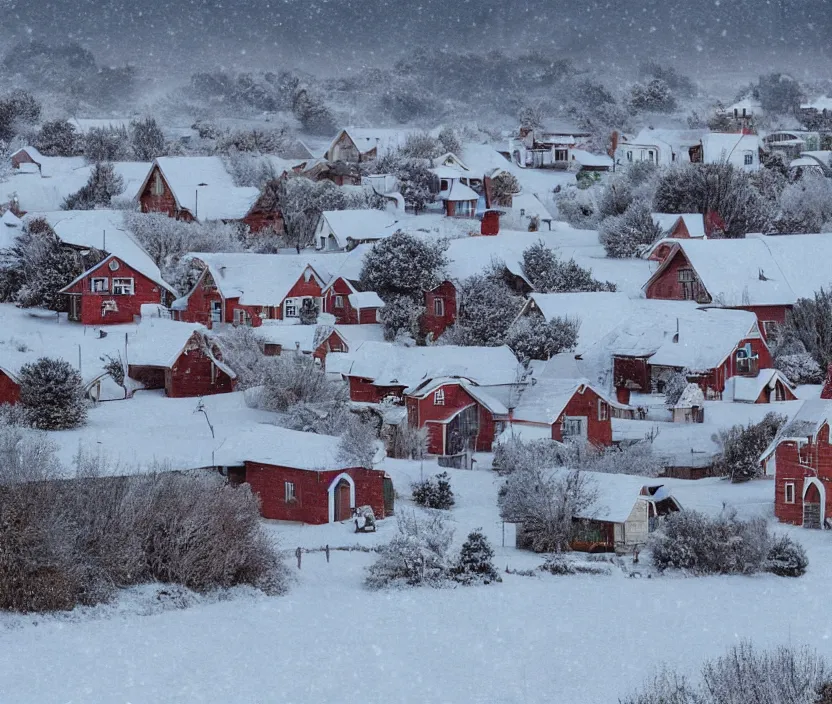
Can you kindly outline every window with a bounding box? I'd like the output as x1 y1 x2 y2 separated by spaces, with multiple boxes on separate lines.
91 277 108 293
284 481 296 503
762 320 779 338
774 383 785 402
677 268 700 301
433 389 445 406
108 259 120 271
598 400 608 422
233 308 252 326
334 295 344 308
648 150 655 163
744 152 754 166
284 298 299 317
561 417 584 438
112 278 134 295
433 298 445 317
151 171 165 196
440 179 449 191
784 483 795 504
454 200 474 217
626 151 633 162
554 149 568 162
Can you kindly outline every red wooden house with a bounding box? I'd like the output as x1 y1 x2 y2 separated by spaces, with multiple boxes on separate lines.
59 254 176 326
0 366 21 405
216 426 391 524
772 400 832 529
322 276 385 325
405 378 509 456
337 341 524 406
126 319 236 398
173 253 340 329
643 235 832 339
136 157 277 231
421 281 458 340
511 373 621 446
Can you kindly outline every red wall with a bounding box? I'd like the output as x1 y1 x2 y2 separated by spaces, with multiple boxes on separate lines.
139 165 194 221
242 208 283 234
166 341 236 398
775 423 832 526
324 278 356 324
406 383 500 454
645 250 710 302
614 357 651 394
0 370 20 405
177 272 224 327
64 257 169 326
421 281 458 340
347 376 405 403
244 463 386 523
551 387 613 446
12 150 37 169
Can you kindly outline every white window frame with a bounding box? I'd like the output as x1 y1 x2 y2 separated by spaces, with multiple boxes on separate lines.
111 277 134 295
433 389 445 406
284 298 299 318
433 297 445 317
561 416 586 439
152 171 165 196
762 320 778 338
743 152 754 166
233 308 252 326
334 295 344 308
598 399 608 422
284 481 296 503
784 482 795 504
91 277 109 293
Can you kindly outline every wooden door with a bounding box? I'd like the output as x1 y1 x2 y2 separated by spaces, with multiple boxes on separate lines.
804 483 821 529
334 479 352 521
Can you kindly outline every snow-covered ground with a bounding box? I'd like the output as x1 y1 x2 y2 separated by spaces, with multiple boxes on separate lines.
0 456 827 704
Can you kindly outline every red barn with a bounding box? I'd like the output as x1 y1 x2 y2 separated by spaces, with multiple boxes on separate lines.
216 426 391 524
405 378 509 455
137 156 271 229
59 254 176 326
126 319 236 398
337 341 523 406
0 367 21 405
322 276 385 325
511 374 620 446
772 400 832 528
642 235 832 339
421 281 458 340
173 253 341 329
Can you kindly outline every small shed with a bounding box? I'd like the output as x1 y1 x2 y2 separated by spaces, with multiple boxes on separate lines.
672 383 705 423
0 366 21 405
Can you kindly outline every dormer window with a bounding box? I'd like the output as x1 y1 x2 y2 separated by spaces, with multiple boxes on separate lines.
433 389 445 406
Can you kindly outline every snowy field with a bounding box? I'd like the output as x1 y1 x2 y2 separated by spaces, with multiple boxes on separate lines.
0 457 827 704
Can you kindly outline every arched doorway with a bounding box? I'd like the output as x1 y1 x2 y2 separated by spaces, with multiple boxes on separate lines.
327 473 356 523
333 479 352 522
803 479 825 529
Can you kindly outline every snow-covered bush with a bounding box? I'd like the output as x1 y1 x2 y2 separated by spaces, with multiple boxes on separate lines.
662 371 690 407
776 173 832 234
649 509 772 575
492 435 567 475
365 511 454 589
622 642 830 704
498 468 597 553
599 200 662 258
775 352 824 385
83 126 132 162
335 416 379 470
18 357 87 430
213 325 269 390
411 471 455 510
0 89 40 142
387 421 428 460
554 186 599 229
569 441 664 478
379 293 424 342
521 240 614 292
361 230 447 297
490 171 520 207
62 162 125 210
712 412 787 482
130 117 166 161
452 529 501 585
399 131 441 159
100 353 127 399
292 88 335 135
628 78 678 113
766 534 809 578
258 354 346 412
441 269 524 347
780 289 832 371
505 315 578 362
34 119 79 156
756 72 803 116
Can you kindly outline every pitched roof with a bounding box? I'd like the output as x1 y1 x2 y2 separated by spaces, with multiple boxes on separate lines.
126 318 208 368
723 368 794 403
254 321 343 354
348 291 385 309
331 128 413 158
445 180 479 202
58 253 176 296
318 209 400 249
184 251 347 305
512 376 591 425
700 133 761 162
651 213 705 238
336 341 521 390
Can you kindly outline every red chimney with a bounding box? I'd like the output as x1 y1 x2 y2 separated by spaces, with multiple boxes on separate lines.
821 365 832 400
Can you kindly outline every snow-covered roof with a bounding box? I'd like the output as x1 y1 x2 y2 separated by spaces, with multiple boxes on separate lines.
627 128 705 150
334 128 412 158
723 369 794 403
675 383 704 409
348 291 385 309
779 399 832 441
254 321 337 353
1 210 21 227
318 209 400 249
185 252 346 305
511 193 552 221
407 377 509 416
512 376 591 425
790 157 822 169
142 157 260 221
801 97 832 111
550 468 670 524
28 210 171 292
700 133 761 163
126 318 207 369
570 150 613 168
334 324 385 347
214 424 361 470
336 341 521 390
445 180 479 202
651 213 705 238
